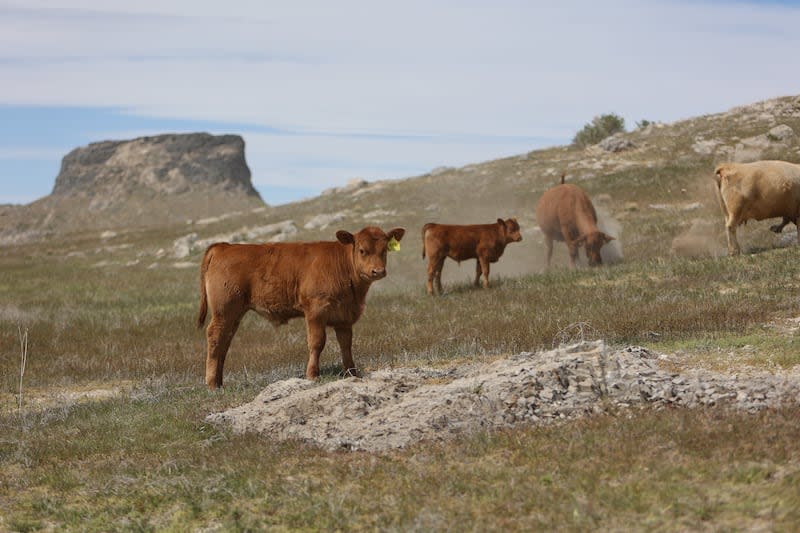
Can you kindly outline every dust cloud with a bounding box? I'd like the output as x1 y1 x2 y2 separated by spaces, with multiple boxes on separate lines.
671 218 727 258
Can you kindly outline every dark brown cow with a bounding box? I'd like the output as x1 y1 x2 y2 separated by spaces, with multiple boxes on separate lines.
536 181 613 268
421 218 522 295
197 226 405 388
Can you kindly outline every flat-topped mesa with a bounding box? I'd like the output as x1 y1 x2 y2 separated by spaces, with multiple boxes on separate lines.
51 133 261 201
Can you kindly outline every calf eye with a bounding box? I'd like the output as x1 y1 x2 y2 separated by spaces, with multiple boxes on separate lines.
359 248 367 256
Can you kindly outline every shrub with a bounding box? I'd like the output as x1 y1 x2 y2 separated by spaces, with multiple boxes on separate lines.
572 113 626 148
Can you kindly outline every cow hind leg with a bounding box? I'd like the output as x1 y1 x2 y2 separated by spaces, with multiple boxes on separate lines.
726 220 741 256
770 217 791 234
205 311 244 389
795 219 800 246
544 236 554 270
474 260 482 287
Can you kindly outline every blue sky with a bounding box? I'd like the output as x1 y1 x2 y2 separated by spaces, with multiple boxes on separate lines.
2 1 800 205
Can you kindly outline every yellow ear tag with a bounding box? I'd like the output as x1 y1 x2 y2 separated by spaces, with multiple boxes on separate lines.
388 237 401 252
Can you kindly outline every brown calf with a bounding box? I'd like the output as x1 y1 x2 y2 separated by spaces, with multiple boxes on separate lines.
197 226 405 388
536 182 613 268
421 218 522 295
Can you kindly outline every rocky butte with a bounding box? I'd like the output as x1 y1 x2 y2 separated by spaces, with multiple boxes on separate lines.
0 132 265 244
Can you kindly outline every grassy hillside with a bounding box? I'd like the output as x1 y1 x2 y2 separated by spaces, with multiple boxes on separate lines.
2 95 800 531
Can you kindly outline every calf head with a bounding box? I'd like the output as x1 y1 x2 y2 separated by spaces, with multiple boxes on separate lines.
499 218 523 243
336 226 406 281
574 231 615 266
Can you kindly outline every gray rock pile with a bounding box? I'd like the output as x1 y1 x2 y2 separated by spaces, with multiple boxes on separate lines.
207 341 800 452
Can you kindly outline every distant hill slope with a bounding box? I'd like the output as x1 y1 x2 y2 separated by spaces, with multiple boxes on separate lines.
3 95 800 289
0 133 264 244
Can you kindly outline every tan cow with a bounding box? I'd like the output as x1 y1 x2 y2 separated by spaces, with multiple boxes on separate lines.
421 218 522 295
536 179 614 269
197 226 405 388
714 160 800 255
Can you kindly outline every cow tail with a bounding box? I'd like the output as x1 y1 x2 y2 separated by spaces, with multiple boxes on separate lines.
712 167 727 217
196 244 216 329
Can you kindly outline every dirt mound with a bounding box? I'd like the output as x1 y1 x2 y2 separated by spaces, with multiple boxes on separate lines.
207 342 800 452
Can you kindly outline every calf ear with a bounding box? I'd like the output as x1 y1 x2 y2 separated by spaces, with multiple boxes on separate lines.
497 218 504 225
336 230 354 244
387 227 406 241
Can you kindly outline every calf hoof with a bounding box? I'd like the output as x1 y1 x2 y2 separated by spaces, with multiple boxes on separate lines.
341 367 361 378
769 224 783 234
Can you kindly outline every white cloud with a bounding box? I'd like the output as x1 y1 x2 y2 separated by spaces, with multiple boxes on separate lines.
2 0 800 202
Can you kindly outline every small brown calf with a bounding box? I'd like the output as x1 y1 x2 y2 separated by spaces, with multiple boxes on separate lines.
421 218 522 295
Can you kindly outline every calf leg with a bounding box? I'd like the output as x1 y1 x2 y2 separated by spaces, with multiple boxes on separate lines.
479 256 491 288
335 326 358 377
427 255 445 295
304 317 327 379
474 260 482 287
435 258 445 295
426 257 436 295
205 311 244 389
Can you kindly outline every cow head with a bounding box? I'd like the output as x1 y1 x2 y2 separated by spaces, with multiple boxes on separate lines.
336 226 406 282
574 231 614 266
498 218 523 243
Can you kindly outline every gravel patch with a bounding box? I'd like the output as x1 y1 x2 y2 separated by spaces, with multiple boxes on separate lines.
207 341 800 453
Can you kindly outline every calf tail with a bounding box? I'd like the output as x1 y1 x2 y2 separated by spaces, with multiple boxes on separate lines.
196 244 216 329
421 223 433 258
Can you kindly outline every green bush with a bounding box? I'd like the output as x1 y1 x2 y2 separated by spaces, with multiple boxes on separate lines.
572 113 626 147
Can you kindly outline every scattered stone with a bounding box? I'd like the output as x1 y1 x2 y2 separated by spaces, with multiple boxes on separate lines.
362 209 397 222
304 212 347 230
208 341 800 453
172 220 298 258
767 124 794 143
598 135 636 153
321 179 369 196
692 138 723 155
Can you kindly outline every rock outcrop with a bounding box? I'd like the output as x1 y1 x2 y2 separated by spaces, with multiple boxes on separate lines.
52 133 260 203
0 133 265 243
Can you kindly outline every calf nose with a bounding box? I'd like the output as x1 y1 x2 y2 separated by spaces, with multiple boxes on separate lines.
372 267 386 278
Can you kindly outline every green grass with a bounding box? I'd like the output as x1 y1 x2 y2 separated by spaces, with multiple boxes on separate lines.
3 96 800 530
2 242 800 530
